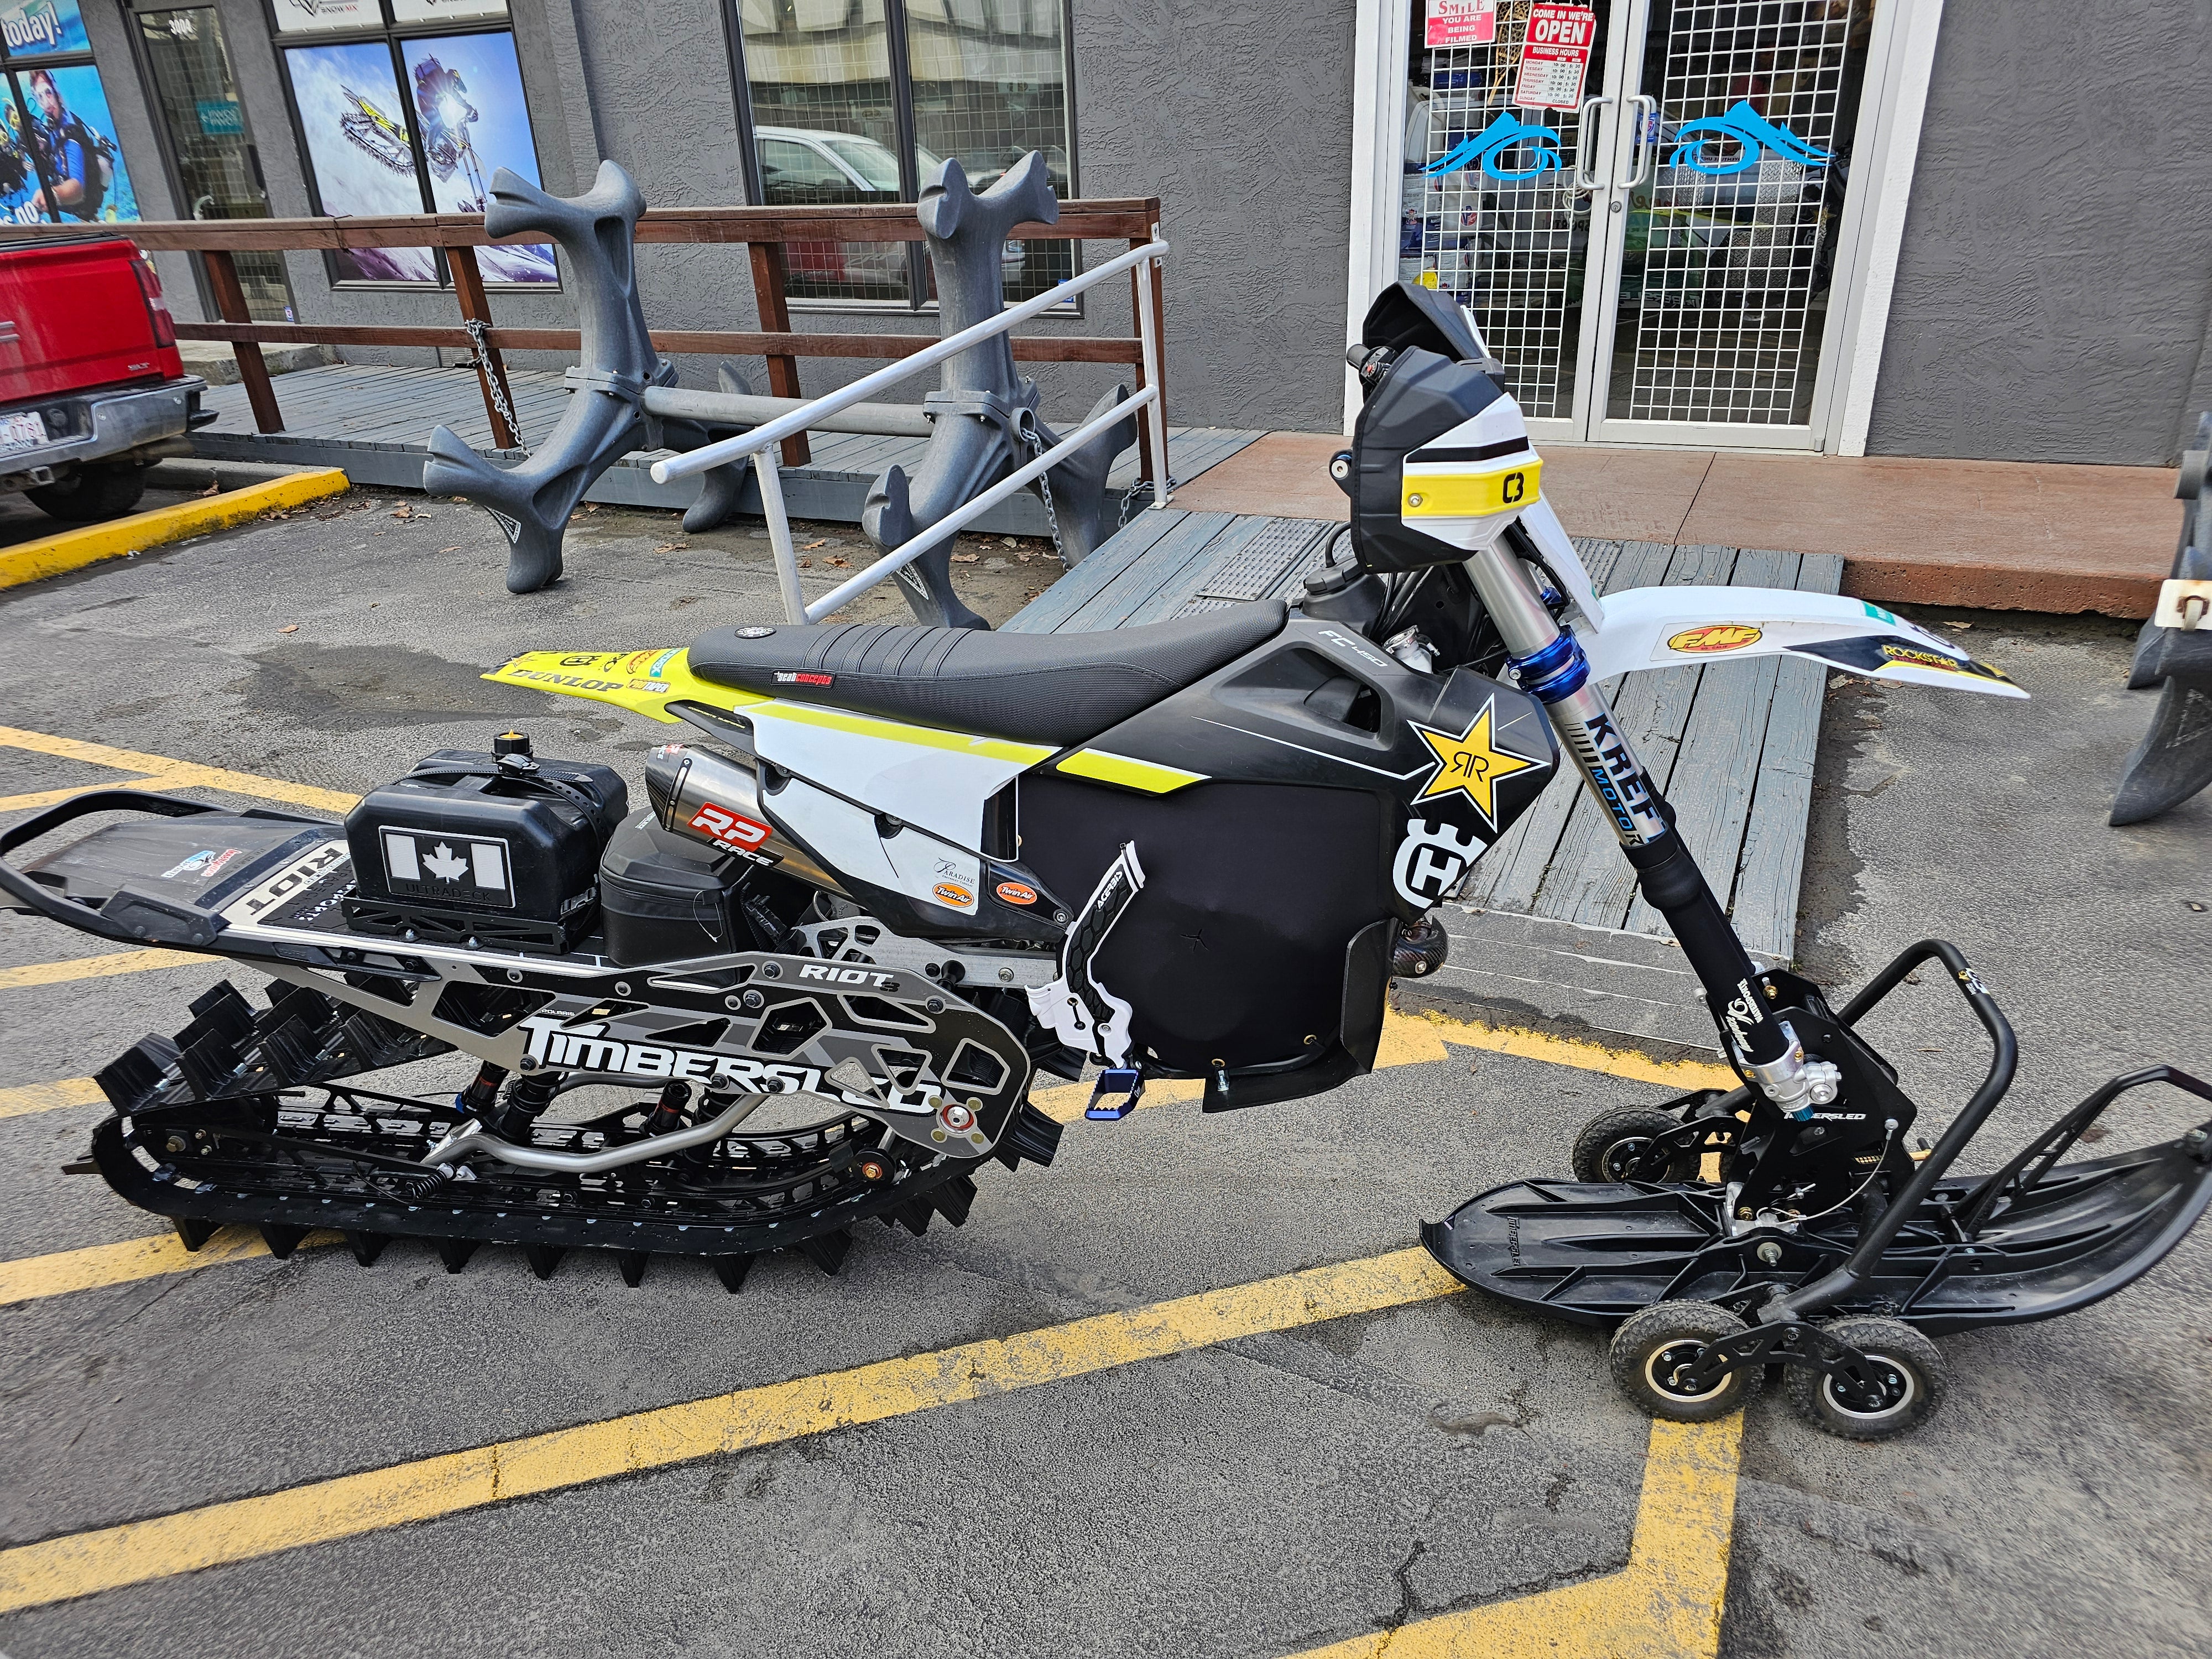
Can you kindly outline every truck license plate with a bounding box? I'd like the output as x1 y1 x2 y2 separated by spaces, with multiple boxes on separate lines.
1 410 48 455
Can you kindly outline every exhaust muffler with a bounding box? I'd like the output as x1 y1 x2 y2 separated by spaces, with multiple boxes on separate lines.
644 743 844 893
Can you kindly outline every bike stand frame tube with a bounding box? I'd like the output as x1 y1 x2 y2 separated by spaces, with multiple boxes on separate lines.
1458 537 1801 1077
1759 939 2019 1321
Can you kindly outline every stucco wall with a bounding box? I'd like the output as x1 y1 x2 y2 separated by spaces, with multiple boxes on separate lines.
1866 0 2212 465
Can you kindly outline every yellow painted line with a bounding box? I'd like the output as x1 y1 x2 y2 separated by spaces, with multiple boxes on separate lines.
0 1227 343 1307
0 776 183 812
0 949 208 990
0 1245 1469 1613
0 468 349 592
0 1076 105 1119
0 726 359 813
1031 1009 1731 1125
1290 1415 1741 1659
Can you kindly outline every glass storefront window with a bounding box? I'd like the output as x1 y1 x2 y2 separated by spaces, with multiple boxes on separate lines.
267 1 554 288
1 3 142 225
135 6 296 321
734 0 1076 307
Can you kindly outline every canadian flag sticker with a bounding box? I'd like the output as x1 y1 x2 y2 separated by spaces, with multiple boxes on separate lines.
380 830 517 907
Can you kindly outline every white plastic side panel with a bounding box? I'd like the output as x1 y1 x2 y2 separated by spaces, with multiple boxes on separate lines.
743 708 1041 848
1582 586 2026 698
766 778 983 915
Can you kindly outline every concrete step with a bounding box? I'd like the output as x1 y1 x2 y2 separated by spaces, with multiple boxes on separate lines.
178 341 339 385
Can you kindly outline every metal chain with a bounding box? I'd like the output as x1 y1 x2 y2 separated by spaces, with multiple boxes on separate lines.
1017 417 1069 564
463 316 524 448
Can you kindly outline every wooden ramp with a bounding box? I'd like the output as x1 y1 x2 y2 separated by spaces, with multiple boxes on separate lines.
1006 510 1838 1051
191 363 1263 537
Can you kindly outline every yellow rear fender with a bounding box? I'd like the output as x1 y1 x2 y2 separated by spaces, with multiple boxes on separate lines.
481 648 767 724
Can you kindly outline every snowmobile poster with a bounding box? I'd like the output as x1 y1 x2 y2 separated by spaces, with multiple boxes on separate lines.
283 30 554 285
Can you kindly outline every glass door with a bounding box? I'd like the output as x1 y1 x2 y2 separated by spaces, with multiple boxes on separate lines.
134 6 296 322
1401 4 1613 444
1402 1 1878 448
1584 0 1875 445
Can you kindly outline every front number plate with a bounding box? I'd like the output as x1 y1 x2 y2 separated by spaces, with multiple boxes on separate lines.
0 410 49 455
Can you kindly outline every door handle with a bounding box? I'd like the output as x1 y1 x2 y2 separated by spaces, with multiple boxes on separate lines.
1571 94 1614 193
1624 95 1660 189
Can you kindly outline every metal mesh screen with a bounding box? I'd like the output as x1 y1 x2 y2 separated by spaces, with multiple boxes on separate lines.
1614 0 1865 425
906 1 1076 303
1406 4 1601 421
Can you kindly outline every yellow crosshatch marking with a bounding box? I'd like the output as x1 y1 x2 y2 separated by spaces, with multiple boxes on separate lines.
1409 696 1545 823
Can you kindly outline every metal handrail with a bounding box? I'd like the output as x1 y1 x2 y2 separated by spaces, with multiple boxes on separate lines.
649 237 1173 624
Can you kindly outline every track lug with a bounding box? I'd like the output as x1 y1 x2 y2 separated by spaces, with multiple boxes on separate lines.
258 1224 308 1260
799 1229 851 1275
435 1238 479 1274
931 1175 977 1228
893 1198 934 1237
615 1249 649 1287
343 1230 389 1267
524 1245 565 1282
173 1216 217 1252
710 1256 752 1294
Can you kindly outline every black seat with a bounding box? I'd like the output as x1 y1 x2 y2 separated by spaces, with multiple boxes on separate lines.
687 603 1287 747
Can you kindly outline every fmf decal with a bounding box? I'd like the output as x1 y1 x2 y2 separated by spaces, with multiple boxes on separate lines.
994 880 1039 906
933 881 976 908
1668 623 1763 654
1394 818 1485 907
1409 695 1545 826
775 671 835 687
686 800 774 853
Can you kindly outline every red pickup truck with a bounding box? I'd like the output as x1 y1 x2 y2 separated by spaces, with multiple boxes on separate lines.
0 231 210 522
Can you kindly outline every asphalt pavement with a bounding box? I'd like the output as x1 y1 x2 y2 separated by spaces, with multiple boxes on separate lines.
0 491 2204 1657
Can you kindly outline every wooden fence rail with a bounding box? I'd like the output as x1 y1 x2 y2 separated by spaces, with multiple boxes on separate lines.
13 199 1166 474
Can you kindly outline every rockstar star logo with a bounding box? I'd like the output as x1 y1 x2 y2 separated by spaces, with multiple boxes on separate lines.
1409 697 1543 826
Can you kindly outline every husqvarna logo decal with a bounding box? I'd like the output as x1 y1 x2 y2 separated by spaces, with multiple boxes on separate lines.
1425 113 1564 182
1395 819 1485 909
1408 696 1544 827
1668 101 1830 176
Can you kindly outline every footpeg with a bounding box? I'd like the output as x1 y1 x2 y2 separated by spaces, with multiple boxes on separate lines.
1085 1067 1145 1120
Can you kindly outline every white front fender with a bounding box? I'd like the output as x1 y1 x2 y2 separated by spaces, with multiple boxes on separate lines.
1580 586 2026 698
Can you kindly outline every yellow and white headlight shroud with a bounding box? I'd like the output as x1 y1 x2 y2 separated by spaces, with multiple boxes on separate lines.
1397 397 1542 552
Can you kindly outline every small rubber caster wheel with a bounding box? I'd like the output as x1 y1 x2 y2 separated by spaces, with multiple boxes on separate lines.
1787 1317 1947 1440
1573 1105 1699 1183
1609 1300 1760 1421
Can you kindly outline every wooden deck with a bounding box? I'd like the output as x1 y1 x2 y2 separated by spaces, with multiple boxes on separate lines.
191 363 1264 536
1006 511 1838 1050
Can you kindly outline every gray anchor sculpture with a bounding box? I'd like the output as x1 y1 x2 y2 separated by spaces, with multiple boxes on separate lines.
2111 409 2212 825
864 152 1138 630
423 161 677 593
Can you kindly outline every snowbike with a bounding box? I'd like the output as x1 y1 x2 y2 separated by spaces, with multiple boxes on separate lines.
6 284 2208 1438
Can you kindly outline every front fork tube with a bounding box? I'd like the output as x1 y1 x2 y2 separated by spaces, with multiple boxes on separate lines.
1460 541 1795 1073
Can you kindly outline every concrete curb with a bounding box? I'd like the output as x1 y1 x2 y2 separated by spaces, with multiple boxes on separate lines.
1841 555 2161 618
0 467 350 592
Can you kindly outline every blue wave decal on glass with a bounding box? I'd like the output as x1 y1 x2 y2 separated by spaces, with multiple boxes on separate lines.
1666 100 1830 176
1423 112 1563 182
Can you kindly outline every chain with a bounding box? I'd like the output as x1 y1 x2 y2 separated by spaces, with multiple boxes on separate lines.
463 316 524 448
1017 416 1068 564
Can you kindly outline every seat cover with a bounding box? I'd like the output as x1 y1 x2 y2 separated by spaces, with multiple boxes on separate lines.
687 603 1287 747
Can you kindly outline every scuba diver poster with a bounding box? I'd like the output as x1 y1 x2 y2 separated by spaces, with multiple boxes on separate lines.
284 41 437 281
4 65 138 223
401 32 554 284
